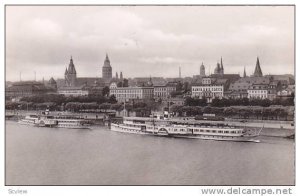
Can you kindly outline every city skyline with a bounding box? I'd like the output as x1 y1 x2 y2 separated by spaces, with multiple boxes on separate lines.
6 6 294 81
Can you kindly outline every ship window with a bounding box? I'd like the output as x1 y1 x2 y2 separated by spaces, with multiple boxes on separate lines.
200 130 203 132
225 131 229 133
206 130 210 132
212 130 216 133
218 131 223 133
180 129 184 132
231 131 236 133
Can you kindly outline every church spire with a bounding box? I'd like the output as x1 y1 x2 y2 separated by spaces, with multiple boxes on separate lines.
253 57 263 77
105 53 109 62
220 57 223 67
243 66 247 78
220 57 224 74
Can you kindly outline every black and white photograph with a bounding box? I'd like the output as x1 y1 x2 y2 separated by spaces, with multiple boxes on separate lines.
4 4 295 189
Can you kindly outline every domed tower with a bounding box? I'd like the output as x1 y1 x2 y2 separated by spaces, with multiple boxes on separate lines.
65 56 77 86
214 62 221 74
102 54 112 81
200 62 205 77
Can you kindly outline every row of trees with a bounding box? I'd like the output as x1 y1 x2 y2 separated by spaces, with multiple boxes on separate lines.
184 97 294 107
169 105 294 121
20 94 117 105
59 101 160 113
6 94 117 111
6 94 161 114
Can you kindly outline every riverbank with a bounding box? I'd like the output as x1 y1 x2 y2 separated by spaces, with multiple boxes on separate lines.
6 110 294 138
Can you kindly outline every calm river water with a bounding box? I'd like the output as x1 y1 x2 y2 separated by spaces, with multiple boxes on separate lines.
6 121 294 185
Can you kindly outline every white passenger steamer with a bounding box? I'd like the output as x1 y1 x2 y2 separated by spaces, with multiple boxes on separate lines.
110 117 261 142
19 114 91 129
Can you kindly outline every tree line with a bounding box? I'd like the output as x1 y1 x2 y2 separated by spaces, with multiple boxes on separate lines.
169 105 294 121
5 94 161 114
184 97 294 107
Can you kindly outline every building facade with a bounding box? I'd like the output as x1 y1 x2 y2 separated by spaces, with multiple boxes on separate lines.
6 81 55 99
191 77 224 103
109 83 154 102
247 84 269 99
153 82 177 99
58 85 89 97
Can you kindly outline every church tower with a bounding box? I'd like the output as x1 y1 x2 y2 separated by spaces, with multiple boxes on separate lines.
200 62 205 77
220 57 224 74
243 67 247 78
65 56 77 86
253 57 263 77
120 71 123 80
102 54 112 81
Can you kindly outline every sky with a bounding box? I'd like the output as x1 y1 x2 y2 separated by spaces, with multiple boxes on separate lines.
6 6 294 81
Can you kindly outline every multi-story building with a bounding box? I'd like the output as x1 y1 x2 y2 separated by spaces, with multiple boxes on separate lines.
109 82 154 102
153 82 177 99
224 90 248 99
6 81 56 99
277 84 295 100
191 77 224 103
247 84 269 99
227 75 270 99
58 85 89 97
129 77 166 87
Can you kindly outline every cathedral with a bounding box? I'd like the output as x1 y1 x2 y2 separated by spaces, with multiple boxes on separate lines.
62 54 123 89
